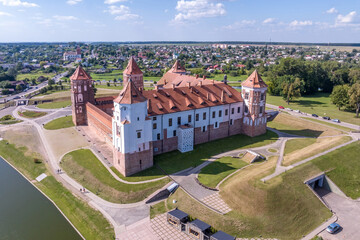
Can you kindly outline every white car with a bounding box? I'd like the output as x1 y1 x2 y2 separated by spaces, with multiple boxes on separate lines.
294 110 301 113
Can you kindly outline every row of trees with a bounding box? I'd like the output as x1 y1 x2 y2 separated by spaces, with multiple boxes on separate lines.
331 83 360 117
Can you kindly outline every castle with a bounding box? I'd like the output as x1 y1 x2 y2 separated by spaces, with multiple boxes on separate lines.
70 58 268 176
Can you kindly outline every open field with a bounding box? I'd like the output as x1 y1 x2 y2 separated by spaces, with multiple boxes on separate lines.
301 117 354 132
37 100 71 109
154 130 278 175
0 141 114 240
18 110 47 118
198 157 248 188
312 141 360 199
267 113 343 137
17 72 56 81
168 153 331 239
266 93 359 125
44 116 74 130
32 88 120 101
61 149 170 204
283 136 352 166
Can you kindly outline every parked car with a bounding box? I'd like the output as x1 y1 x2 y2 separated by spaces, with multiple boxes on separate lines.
312 114 318 117
294 110 301 113
13 96 20 99
285 108 292 111
326 223 341 234
278 106 284 109
323 116 331 120
332 119 341 123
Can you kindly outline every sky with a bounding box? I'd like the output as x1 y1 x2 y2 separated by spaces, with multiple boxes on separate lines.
0 0 359 43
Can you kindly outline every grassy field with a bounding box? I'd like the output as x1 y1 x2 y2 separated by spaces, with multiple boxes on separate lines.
150 201 167 219
312 141 360 199
301 117 355 132
0 141 114 240
283 136 352 166
35 89 69 97
33 88 120 101
61 149 170 203
266 93 360 125
0 115 22 125
110 166 165 182
37 100 71 109
154 131 278 175
17 72 56 81
44 116 74 130
198 157 248 188
268 113 343 137
18 110 47 118
168 154 332 239
95 84 123 90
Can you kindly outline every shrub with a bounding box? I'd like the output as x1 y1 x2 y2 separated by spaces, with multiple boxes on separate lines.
34 158 42 164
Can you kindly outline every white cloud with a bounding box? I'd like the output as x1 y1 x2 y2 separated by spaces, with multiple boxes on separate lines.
224 20 256 30
66 0 82 5
53 15 78 21
0 11 12 16
173 0 226 23
289 20 313 27
326 7 338 14
105 4 140 21
0 0 39 7
104 0 127 4
336 11 357 25
263 18 275 24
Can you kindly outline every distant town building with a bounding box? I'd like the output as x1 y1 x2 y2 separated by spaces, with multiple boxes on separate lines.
63 47 81 61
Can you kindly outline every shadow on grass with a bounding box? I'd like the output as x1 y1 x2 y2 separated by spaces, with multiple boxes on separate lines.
295 100 325 107
199 161 237 176
271 128 324 138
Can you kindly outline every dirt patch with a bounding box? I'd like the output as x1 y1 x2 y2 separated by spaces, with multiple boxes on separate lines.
44 127 89 160
283 136 352 166
0 124 45 158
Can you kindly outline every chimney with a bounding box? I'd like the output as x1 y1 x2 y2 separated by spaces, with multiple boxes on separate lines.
196 74 199 79
172 83 176 89
155 85 159 91
212 79 215 85
199 81 202 87
187 82 191 88
203 75 206 80
207 92 210 100
138 87 142 92
221 90 225 102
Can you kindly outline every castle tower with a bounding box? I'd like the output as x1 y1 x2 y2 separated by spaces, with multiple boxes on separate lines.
123 57 144 90
169 60 186 73
112 79 153 176
241 70 268 137
70 66 95 126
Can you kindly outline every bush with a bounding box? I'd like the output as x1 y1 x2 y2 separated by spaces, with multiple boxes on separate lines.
34 158 42 164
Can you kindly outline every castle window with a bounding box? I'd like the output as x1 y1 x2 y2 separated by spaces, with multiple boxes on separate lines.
212 111 215 118
195 113 199 121
219 110 222 117
153 123 157 129
230 119 233 125
260 106 264 114
203 112 206 120
137 117 140 121
173 130 176 137
238 107 241 113
169 118 172 127
84 85 87 91
261 93 265 101
153 116 157 120
245 105 249 113
202 126 206 132
137 132 141 138
188 115 191 123
245 93 249 100
177 117 181 125
214 122 218 128
225 109 228 116
231 108 234 114
157 133 160 140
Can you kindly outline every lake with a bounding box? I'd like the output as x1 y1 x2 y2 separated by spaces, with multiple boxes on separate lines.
0 158 82 240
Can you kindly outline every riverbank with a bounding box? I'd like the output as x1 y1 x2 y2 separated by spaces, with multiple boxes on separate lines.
0 140 114 240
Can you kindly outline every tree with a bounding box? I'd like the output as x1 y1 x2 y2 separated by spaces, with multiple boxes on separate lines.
48 79 55 86
281 75 303 104
16 85 23 92
348 83 360 118
330 85 350 110
349 69 360 84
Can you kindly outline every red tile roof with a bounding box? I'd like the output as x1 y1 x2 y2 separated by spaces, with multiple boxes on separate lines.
70 66 92 81
241 70 268 88
114 79 147 104
123 56 143 75
169 60 186 73
158 72 214 88
143 82 243 116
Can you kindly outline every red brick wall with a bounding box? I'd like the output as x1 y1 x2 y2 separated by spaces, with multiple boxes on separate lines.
86 103 112 142
194 126 209 145
209 121 229 141
229 118 242 136
153 140 163 155
162 129 178 153
113 143 153 176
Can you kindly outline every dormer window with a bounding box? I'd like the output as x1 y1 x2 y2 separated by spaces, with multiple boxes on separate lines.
245 93 249 100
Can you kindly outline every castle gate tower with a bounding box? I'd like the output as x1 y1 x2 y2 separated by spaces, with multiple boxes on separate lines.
123 56 144 90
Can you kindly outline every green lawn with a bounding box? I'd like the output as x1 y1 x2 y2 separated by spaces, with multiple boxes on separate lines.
17 72 56 81
0 115 22 125
150 201 167 219
312 141 360 199
44 116 74 130
155 131 278 175
37 100 71 109
301 117 354 132
61 149 170 204
213 74 248 82
284 138 317 155
266 93 360 126
95 84 123 90
0 141 114 240
198 157 248 188
110 166 165 182
18 110 47 118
